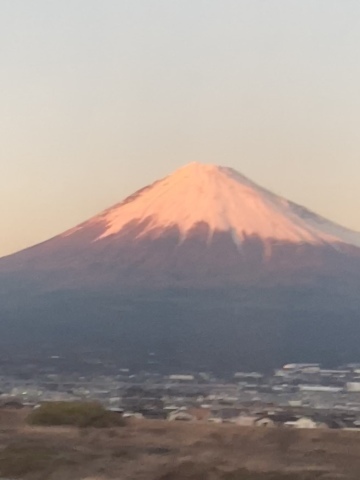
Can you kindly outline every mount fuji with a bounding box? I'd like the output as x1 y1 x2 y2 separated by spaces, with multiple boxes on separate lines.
1 163 360 371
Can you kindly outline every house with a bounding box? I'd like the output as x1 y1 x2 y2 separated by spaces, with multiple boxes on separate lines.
235 415 258 427
208 417 223 424
107 407 124 415
168 407 210 422
122 412 144 419
254 417 275 428
284 417 317 429
254 412 297 427
187 407 211 422
168 410 195 421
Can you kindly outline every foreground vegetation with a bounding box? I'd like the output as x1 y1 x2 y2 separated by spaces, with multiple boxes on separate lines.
0 409 359 479
0 445 327 480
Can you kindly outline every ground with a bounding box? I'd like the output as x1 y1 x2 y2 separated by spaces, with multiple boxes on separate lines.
0 409 360 479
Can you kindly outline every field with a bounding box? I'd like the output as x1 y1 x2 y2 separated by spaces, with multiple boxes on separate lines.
1 409 360 479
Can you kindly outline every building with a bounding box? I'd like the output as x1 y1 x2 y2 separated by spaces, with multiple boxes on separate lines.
254 417 275 428
284 417 317 429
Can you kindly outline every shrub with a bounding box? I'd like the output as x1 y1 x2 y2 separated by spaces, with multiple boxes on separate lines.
27 401 125 428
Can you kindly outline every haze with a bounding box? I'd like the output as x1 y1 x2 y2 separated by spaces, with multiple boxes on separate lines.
1 0 360 257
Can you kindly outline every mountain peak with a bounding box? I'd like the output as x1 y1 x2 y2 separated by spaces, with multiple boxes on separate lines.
64 163 358 248
172 162 252 185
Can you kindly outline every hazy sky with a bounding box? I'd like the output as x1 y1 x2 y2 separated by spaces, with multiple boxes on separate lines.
1 1 360 256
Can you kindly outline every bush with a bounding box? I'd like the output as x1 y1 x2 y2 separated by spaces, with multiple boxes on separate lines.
27 401 125 428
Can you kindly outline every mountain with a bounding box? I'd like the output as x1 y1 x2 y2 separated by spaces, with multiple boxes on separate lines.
2 162 360 287
1 163 360 372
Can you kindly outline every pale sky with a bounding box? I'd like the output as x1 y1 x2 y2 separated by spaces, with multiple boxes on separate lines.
1 0 360 257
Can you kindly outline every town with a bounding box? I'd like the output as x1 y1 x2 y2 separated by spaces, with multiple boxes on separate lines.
3 350 360 430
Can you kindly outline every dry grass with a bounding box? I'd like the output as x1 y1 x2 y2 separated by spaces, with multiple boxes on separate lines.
0 411 359 479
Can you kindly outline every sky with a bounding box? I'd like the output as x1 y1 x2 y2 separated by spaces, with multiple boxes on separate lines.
1 0 360 257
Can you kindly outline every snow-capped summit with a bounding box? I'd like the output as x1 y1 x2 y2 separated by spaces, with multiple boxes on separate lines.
1 162 360 287
65 162 360 249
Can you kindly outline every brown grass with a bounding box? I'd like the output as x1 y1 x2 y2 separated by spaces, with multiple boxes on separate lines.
0 410 359 479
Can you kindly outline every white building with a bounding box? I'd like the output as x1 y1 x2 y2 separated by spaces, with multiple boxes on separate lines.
298 385 342 393
347 382 360 392
284 417 317 429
